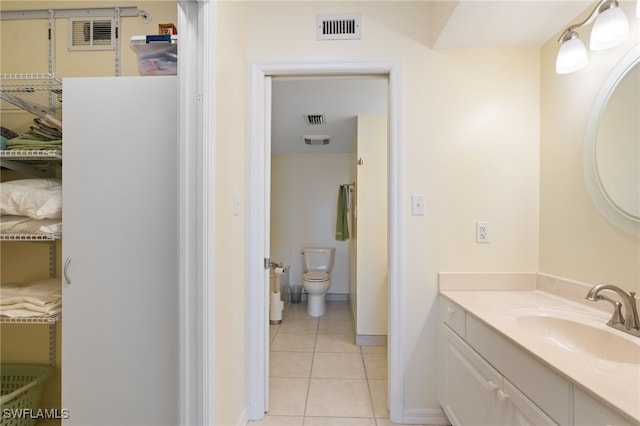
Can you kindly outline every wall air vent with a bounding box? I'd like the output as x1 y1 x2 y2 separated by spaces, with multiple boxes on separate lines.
304 114 326 125
68 18 116 51
316 14 361 40
304 135 331 146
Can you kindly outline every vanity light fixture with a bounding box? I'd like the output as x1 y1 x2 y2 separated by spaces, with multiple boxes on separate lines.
556 0 630 74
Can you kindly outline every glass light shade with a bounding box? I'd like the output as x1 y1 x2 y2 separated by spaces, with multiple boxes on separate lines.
590 6 629 50
556 37 588 74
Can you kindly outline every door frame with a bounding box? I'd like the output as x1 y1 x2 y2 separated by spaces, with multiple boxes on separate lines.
246 59 405 422
178 2 218 425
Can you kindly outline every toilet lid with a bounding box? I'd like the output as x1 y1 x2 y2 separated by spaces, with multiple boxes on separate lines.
304 271 329 282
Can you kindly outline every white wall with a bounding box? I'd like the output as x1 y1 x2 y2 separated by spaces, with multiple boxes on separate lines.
271 153 351 294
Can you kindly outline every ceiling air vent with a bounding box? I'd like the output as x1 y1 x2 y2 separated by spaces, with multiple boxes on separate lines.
304 135 331 146
304 114 326 125
316 14 361 40
68 18 116 51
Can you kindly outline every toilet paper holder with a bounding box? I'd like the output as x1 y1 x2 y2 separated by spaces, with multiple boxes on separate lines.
269 261 287 271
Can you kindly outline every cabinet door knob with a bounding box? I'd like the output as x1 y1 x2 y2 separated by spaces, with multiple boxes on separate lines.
447 307 455 315
486 381 498 392
497 390 509 401
63 257 72 285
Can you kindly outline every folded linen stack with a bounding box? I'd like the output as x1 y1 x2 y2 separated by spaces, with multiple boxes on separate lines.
0 278 62 318
0 178 62 237
6 115 62 151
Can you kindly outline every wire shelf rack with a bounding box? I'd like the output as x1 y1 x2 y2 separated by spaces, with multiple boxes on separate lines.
0 149 62 159
1 73 62 118
0 315 60 324
0 234 60 241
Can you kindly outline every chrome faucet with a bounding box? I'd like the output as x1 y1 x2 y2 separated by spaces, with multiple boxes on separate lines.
586 283 640 337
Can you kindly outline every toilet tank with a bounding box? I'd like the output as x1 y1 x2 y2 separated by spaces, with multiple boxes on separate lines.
301 247 335 273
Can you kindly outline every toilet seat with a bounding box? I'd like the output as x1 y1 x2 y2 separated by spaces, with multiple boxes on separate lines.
303 271 330 282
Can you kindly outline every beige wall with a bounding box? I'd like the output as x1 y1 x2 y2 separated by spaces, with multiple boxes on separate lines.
539 0 640 293
355 115 387 337
214 1 248 425
226 0 541 414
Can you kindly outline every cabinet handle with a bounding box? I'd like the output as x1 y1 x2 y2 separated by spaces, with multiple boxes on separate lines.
497 390 509 401
447 307 455 315
486 381 498 392
63 257 72 285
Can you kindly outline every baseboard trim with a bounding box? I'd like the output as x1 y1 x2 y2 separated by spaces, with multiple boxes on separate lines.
326 293 349 302
356 334 387 346
236 407 247 426
402 408 450 425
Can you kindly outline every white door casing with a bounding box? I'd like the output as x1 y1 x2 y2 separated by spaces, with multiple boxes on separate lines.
246 60 405 422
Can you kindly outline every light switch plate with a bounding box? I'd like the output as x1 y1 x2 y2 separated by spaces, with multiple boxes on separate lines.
411 194 425 216
233 192 240 216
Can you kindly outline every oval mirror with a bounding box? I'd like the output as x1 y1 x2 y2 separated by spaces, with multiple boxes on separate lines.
584 44 640 235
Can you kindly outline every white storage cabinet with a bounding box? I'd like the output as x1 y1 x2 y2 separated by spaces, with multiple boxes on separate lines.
62 76 178 426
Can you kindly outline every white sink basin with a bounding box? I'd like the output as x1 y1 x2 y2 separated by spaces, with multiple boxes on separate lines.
516 314 640 364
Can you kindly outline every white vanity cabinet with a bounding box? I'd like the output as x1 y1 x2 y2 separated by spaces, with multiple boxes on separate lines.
442 325 556 426
440 296 566 425
442 325 502 425
439 294 640 426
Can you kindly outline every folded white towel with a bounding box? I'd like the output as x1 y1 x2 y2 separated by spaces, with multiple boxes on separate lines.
0 299 61 313
1 278 61 307
0 300 61 316
0 304 61 318
0 215 62 235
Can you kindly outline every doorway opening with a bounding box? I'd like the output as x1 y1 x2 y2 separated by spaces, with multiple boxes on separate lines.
246 60 404 423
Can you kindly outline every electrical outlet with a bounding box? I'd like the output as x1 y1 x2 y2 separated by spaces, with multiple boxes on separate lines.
476 221 490 243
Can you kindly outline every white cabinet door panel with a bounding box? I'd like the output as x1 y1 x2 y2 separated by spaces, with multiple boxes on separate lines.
442 326 502 426
62 76 178 426
502 380 557 426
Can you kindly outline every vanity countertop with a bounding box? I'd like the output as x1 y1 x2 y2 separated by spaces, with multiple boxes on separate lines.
440 289 640 422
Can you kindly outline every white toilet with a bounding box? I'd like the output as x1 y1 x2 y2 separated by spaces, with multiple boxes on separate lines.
301 247 335 317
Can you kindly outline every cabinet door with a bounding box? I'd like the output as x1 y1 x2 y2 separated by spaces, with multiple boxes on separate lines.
502 379 557 426
441 326 502 426
62 76 178 426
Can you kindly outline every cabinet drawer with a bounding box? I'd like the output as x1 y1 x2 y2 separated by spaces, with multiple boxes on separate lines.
442 296 466 338
574 386 636 426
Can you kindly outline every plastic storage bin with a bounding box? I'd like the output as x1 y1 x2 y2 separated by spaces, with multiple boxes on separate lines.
1 364 54 426
130 35 177 76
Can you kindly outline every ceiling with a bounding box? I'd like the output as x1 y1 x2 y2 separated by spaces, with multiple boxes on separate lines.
271 77 388 155
271 0 592 155
432 0 591 48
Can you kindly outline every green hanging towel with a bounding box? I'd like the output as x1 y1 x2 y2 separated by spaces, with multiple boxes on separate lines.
335 185 350 241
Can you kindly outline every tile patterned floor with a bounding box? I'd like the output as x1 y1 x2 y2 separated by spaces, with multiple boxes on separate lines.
248 300 427 426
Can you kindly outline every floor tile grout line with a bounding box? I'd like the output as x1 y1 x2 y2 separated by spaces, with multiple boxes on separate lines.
301 326 317 421
268 300 389 424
